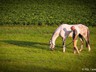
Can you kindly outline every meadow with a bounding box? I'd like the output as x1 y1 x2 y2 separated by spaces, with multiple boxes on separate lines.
0 0 96 26
0 0 96 72
0 26 96 72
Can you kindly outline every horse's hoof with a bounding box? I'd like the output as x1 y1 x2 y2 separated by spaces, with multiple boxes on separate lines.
88 49 91 52
63 50 65 53
74 52 76 54
73 50 76 54
79 49 82 52
63 51 65 53
51 50 53 51
50 48 54 51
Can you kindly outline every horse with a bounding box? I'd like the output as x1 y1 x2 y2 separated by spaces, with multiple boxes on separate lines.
49 24 91 53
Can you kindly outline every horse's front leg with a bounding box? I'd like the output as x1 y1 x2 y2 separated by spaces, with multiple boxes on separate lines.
62 38 66 52
73 40 80 54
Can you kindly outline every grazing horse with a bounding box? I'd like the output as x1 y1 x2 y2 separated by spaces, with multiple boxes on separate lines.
49 24 91 53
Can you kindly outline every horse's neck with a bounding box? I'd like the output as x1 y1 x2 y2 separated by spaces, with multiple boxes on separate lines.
51 35 57 45
51 32 59 45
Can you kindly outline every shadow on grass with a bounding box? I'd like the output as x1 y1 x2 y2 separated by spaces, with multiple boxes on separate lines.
0 40 71 52
0 63 67 72
1 40 50 50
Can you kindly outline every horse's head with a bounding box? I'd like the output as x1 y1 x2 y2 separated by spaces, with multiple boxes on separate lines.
49 40 55 51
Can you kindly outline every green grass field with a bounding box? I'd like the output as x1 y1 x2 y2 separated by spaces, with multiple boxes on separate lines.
0 26 96 72
0 0 96 72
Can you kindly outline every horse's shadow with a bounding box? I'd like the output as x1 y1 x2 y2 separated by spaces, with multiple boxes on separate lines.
1 40 49 51
1 40 69 52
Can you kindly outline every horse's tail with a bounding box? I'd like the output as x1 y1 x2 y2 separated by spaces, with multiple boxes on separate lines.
86 29 90 47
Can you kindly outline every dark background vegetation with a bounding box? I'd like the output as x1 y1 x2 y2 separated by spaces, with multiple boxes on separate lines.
0 0 96 26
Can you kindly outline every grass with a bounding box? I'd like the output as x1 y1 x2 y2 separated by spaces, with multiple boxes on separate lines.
0 25 96 72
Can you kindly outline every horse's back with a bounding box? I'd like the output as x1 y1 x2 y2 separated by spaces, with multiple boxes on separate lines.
76 24 88 36
55 24 70 32
79 24 88 29
54 24 88 38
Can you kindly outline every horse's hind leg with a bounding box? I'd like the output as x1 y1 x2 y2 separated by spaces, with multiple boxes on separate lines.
83 35 91 52
85 37 91 52
79 34 84 52
88 44 91 52
79 38 84 52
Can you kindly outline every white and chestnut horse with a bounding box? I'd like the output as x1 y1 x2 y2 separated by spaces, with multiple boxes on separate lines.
49 24 91 53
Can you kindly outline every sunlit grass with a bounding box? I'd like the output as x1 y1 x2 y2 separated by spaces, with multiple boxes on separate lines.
0 26 96 72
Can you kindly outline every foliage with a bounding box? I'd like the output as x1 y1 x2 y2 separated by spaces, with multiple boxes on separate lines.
0 0 96 26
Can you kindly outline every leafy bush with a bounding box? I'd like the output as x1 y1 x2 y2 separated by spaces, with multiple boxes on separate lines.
0 0 96 26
